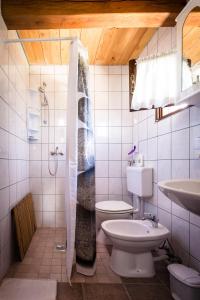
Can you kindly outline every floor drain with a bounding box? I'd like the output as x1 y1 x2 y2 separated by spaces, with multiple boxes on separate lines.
55 244 66 252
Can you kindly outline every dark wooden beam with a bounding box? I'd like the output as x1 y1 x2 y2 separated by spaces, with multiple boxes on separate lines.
2 0 187 29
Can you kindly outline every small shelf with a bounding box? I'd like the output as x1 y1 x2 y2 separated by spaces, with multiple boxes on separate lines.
27 108 40 141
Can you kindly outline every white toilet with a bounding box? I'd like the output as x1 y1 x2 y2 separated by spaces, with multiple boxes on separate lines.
95 200 133 244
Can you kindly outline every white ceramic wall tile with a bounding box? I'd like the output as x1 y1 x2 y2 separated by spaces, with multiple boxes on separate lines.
108 75 121 92
109 110 121 126
95 144 108 160
158 134 171 160
172 215 189 252
109 161 122 178
95 92 108 109
109 127 121 143
109 92 121 109
172 109 189 131
109 144 121 161
95 161 109 177
172 128 189 160
172 160 189 179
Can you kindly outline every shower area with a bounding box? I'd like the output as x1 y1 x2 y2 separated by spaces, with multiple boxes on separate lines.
5 36 96 282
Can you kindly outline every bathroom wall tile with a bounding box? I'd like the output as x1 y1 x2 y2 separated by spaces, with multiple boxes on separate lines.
147 137 157 161
42 178 55 195
147 116 157 139
96 178 108 195
32 194 42 211
190 224 200 261
190 106 200 127
56 178 65 194
54 92 67 110
54 110 66 127
108 65 121 75
172 108 189 131
190 125 200 159
109 92 121 109
172 215 189 253
172 128 189 160
95 126 108 144
95 144 108 160
190 160 200 178
122 127 132 144
0 159 9 189
109 127 121 143
95 91 108 110
157 160 171 182
0 187 9 220
95 74 108 91
122 110 133 127
158 208 172 233
109 110 121 126
109 161 122 178
157 116 171 136
109 178 122 195
122 74 129 91
157 189 171 213
56 195 65 212
29 161 41 177
43 195 55 212
108 75 121 91
172 160 189 179
95 110 108 127
158 133 171 160
172 203 189 221
30 144 41 160
109 144 121 161
95 161 109 177
43 212 55 227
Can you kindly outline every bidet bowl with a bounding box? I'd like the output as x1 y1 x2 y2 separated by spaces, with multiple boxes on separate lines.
101 219 170 277
102 219 169 253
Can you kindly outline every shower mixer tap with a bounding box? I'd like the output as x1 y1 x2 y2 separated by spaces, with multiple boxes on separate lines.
50 146 64 156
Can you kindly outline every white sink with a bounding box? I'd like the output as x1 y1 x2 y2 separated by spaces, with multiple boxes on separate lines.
158 180 200 216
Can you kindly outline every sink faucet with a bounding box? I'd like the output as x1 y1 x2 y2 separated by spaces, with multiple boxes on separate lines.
143 213 159 228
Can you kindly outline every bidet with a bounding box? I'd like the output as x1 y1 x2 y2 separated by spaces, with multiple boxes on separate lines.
102 219 169 277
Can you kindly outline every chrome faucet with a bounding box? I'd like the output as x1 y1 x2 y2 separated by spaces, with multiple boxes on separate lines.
143 213 159 228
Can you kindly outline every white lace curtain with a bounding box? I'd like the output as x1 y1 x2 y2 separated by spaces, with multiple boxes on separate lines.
131 51 192 110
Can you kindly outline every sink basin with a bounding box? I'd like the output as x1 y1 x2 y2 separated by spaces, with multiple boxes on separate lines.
158 180 200 216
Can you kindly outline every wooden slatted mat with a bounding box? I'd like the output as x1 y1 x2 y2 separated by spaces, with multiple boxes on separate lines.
12 193 36 260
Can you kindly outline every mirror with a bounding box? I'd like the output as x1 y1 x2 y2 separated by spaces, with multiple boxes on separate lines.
182 7 200 92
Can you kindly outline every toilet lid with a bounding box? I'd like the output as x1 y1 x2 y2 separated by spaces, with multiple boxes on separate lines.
95 201 133 213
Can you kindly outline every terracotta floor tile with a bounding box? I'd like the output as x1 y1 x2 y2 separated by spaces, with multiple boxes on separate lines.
57 283 83 300
83 283 129 300
50 273 62 281
125 284 173 300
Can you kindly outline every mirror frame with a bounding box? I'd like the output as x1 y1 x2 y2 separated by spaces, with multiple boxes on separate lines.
176 0 200 100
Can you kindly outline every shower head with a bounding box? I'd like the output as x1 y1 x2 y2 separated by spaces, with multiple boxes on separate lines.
38 82 48 106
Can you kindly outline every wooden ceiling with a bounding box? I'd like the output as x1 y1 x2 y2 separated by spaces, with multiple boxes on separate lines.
18 28 156 65
3 0 187 29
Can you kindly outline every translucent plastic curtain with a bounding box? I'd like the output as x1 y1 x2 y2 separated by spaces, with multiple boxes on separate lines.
65 39 79 283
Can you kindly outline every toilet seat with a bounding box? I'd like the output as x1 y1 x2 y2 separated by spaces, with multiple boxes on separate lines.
95 201 133 214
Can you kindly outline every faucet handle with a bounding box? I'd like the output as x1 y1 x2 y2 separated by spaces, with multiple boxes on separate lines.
152 215 159 222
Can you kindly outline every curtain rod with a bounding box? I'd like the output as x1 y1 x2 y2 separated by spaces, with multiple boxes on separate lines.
1 36 78 44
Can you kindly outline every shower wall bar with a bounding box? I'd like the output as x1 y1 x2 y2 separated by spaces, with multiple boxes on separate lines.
1 36 77 44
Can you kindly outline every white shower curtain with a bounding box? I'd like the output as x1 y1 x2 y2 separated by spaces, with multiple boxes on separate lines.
65 39 79 282
65 39 96 282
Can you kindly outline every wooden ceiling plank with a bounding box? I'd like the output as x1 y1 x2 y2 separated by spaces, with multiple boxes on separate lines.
80 28 103 64
3 0 186 29
18 30 45 64
38 29 61 65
